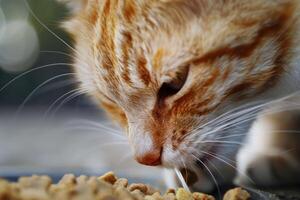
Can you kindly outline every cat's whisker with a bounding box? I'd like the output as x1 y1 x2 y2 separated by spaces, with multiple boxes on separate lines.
174 167 190 192
191 154 221 200
43 88 85 119
206 159 225 180
191 100 267 133
89 141 129 147
187 102 266 141
23 0 78 54
40 50 75 59
66 119 124 136
208 112 258 136
35 79 79 96
188 92 300 141
50 90 87 117
190 107 262 142
209 153 237 165
15 73 76 116
215 133 247 140
180 156 189 186
205 102 266 131
0 63 72 94
194 150 254 184
194 140 246 146
69 119 116 128
193 143 244 149
213 102 300 136
63 126 126 139
210 106 263 130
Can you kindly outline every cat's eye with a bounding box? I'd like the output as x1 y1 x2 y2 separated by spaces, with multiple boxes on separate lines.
157 65 189 100
158 82 182 99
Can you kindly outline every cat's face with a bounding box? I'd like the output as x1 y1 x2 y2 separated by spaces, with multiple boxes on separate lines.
61 0 298 168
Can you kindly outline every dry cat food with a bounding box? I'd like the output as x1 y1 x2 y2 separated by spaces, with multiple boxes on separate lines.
223 188 251 200
0 172 250 200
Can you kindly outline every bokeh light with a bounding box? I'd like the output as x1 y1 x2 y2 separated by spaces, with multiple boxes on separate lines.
0 20 39 73
0 0 40 73
0 6 5 39
0 0 29 20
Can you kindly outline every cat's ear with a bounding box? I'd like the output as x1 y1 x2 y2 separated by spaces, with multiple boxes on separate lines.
57 0 87 13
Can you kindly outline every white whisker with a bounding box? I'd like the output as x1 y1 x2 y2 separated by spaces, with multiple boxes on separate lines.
195 150 254 184
174 168 190 192
36 79 78 95
23 0 77 53
43 88 84 119
194 140 245 146
192 100 266 133
51 90 86 116
191 154 221 200
15 73 76 116
205 159 225 179
0 63 72 94
40 50 74 58
215 133 247 140
63 126 126 139
66 119 124 136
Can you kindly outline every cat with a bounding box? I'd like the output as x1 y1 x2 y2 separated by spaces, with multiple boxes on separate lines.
57 0 300 191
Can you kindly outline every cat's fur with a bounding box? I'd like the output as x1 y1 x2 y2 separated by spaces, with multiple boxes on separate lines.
58 0 300 190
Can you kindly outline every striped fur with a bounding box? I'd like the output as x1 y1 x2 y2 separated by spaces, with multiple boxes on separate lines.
60 0 300 188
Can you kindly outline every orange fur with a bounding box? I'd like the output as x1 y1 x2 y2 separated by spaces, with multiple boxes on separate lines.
59 0 300 167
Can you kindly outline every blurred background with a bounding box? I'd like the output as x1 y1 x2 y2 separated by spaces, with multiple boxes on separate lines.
0 0 163 186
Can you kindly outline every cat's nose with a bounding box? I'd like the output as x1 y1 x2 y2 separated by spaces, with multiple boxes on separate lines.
135 148 162 166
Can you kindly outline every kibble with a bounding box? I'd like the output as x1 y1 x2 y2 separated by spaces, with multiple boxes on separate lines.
0 172 250 200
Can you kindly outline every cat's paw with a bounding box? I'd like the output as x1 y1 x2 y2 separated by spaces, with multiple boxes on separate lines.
235 148 300 187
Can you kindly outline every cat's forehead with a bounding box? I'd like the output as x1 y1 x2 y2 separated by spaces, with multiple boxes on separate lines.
67 0 291 60
67 0 297 102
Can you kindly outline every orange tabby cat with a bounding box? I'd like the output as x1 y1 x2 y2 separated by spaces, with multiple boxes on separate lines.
58 0 300 190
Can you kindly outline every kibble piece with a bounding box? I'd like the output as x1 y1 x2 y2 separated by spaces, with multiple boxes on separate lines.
98 171 117 185
76 175 89 184
18 176 51 200
0 179 13 199
86 177 102 193
163 192 176 200
145 192 164 200
114 186 136 200
92 180 114 198
176 188 193 200
20 189 49 200
19 175 52 190
0 172 252 200
131 189 146 200
145 185 159 195
193 192 215 200
165 189 176 195
128 183 148 194
59 174 77 187
114 178 128 188
223 188 250 200
72 183 96 200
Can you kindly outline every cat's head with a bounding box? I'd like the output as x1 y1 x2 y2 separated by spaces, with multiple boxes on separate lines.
59 0 299 168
